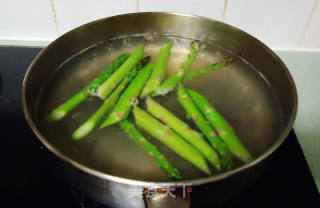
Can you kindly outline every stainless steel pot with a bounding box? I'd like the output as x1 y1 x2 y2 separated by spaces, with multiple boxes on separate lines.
22 12 297 208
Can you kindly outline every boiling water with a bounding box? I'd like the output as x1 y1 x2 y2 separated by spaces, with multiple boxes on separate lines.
36 34 282 182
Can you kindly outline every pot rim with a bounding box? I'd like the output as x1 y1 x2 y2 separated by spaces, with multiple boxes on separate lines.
22 12 298 187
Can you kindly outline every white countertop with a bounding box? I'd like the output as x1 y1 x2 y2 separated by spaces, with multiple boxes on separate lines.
275 50 320 192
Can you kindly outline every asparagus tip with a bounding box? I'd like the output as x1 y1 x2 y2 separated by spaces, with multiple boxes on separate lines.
72 122 95 140
46 110 67 122
242 153 253 162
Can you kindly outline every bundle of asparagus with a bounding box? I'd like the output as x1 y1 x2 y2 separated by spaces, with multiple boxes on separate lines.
178 84 233 169
133 106 211 175
72 56 151 140
100 63 154 128
146 97 221 171
47 53 129 122
47 41 250 180
185 89 252 162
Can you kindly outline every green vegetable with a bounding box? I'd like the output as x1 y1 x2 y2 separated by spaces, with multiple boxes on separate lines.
72 79 128 140
177 84 233 169
72 57 151 140
47 53 129 122
100 64 154 128
88 53 130 94
97 44 145 99
185 89 252 162
119 120 181 180
140 43 172 98
183 57 232 82
152 41 199 96
133 106 211 175
146 97 221 171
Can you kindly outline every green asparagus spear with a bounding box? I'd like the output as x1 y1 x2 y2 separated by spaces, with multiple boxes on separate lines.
88 53 130 94
140 43 172 98
72 78 129 140
119 120 181 180
178 84 233 169
146 97 221 171
97 44 145 99
183 58 232 82
152 41 199 97
133 106 211 175
47 53 129 122
72 57 151 140
185 89 252 162
100 64 154 128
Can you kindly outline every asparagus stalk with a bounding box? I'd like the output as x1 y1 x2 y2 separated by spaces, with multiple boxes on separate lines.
152 41 199 96
72 57 151 140
97 44 145 99
185 89 252 162
100 64 154 128
88 53 130 94
146 97 221 171
46 53 129 122
140 43 172 98
177 84 233 169
72 78 129 140
183 57 232 82
119 120 181 181
133 106 211 175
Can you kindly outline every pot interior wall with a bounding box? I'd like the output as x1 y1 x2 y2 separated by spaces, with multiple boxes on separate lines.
23 13 296 183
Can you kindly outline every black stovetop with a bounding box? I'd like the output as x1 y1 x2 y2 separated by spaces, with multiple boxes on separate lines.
0 46 319 208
